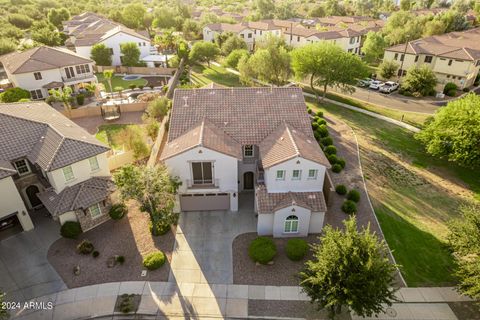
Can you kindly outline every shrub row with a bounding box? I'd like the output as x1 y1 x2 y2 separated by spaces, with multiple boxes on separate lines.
249 237 309 264
335 185 361 214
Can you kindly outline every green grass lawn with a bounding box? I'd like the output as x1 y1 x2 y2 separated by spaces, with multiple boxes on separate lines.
96 73 148 92
307 99 479 286
96 124 147 150
190 64 244 87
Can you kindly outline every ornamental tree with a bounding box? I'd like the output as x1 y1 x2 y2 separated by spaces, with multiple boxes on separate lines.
114 164 181 235
362 31 387 63
416 93 480 167
91 44 112 66
401 65 437 96
300 216 398 319
378 60 398 80
120 42 142 67
448 204 480 300
0 87 30 102
189 41 220 67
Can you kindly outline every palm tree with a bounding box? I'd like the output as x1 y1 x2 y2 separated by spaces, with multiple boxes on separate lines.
48 87 73 117
154 29 178 68
103 69 114 93
85 83 97 98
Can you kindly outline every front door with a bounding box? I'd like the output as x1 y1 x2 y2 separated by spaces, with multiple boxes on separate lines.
244 172 254 190
25 185 42 208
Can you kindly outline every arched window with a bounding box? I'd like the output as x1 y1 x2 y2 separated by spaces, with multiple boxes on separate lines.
284 215 299 233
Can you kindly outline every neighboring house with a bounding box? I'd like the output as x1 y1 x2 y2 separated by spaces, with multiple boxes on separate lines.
64 12 153 66
383 28 480 90
0 102 114 234
0 46 96 100
160 87 333 238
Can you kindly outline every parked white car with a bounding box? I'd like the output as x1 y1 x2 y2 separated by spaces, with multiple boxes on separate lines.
358 78 373 87
369 80 384 90
379 81 400 93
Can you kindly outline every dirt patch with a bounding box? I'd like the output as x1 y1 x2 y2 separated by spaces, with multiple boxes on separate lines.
47 201 175 288
232 232 320 286
143 76 169 88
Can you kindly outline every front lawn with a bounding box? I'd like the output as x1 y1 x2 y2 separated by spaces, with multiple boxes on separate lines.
190 64 244 87
308 100 479 286
96 73 148 92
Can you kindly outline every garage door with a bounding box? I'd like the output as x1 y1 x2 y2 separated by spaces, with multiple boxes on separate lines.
180 193 230 211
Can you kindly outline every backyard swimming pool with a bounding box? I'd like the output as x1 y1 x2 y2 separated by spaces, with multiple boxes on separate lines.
123 75 141 80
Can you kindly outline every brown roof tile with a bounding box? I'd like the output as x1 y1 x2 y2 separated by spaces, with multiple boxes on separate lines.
256 184 327 213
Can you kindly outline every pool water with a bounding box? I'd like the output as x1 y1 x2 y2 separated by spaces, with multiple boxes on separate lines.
123 75 141 80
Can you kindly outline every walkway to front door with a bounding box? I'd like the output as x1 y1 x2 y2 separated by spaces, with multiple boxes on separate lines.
169 193 256 284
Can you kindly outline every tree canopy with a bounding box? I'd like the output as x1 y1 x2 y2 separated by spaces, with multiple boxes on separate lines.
362 31 386 63
300 217 398 319
90 43 112 66
120 42 143 67
189 41 220 67
378 60 398 80
416 93 480 167
0 87 30 103
401 65 437 97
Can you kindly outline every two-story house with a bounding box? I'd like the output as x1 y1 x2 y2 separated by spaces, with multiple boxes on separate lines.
160 87 332 237
0 102 114 235
383 28 480 91
0 46 97 100
64 12 152 66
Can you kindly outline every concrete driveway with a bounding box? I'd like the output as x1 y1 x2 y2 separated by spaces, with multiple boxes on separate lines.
169 193 257 284
0 210 66 302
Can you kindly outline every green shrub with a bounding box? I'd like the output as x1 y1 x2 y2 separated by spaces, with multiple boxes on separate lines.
77 239 94 254
327 154 338 164
0 87 31 102
60 221 82 239
225 49 249 69
342 200 357 214
116 255 125 264
443 82 457 95
285 239 309 261
336 158 346 169
248 237 277 264
335 184 347 195
311 122 319 130
313 131 320 141
307 108 312 114
76 94 85 106
347 189 361 202
149 220 171 236
92 250 100 258
320 137 333 146
316 118 326 126
315 111 324 118
143 251 166 270
316 125 329 138
109 203 128 220
129 84 137 90
332 164 342 173
313 115 320 121
446 89 456 97
462 87 470 92
324 145 337 155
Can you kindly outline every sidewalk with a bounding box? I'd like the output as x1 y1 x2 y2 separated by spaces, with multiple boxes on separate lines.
10 281 471 320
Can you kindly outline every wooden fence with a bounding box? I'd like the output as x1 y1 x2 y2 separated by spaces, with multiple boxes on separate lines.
95 65 176 76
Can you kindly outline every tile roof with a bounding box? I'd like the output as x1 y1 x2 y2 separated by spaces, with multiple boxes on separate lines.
37 177 114 216
0 102 109 171
386 27 480 61
259 122 330 168
160 118 242 160
0 160 16 179
256 184 327 213
0 46 93 74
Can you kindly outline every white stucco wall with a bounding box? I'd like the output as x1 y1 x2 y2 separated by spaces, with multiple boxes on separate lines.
264 157 326 193
164 146 239 210
308 211 325 234
58 211 78 225
47 153 110 193
257 213 274 236
0 177 34 231
273 205 311 238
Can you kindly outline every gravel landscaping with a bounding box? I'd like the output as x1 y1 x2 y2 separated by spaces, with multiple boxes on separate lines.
248 300 351 319
232 232 320 286
47 201 175 288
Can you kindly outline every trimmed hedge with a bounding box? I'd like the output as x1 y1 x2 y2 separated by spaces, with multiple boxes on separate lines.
332 164 342 173
347 189 361 202
316 118 326 126
320 137 333 146
342 200 357 214
311 122 319 130
336 158 346 169
443 82 457 96
285 239 309 261
109 203 128 220
249 237 277 264
143 251 166 270
335 184 347 195
316 111 324 118
324 145 337 155
327 154 338 165
316 125 329 138
60 221 82 239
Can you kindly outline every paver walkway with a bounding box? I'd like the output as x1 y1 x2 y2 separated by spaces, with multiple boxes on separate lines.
10 282 471 320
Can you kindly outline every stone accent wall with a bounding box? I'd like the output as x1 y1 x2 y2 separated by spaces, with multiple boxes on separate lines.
75 197 112 232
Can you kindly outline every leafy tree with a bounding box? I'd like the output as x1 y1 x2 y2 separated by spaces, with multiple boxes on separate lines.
121 3 146 29
146 97 170 119
400 0 412 10
437 10 469 33
423 19 446 36
143 12 154 34
225 49 249 69
0 87 30 102
291 42 369 99
0 24 23 40
378 60 398 80
448 204 480 299
103 69 114 93
113 164 180 235
0 39 16 55
324 0 346 16
182 19 200 40
300 217 398 319
120 42 142 67
416 94 480 167
275 0 297 19
48 8 70 29
220 34 247 56
383 11 424 45
31 21 62 46
90 43 112 66
362 31 387 63
242 46 291 86
255 0 275 19
189 41 220 67
48 87 73 117
154 29 179 53
308 5 326 17
8 13 33 29
153 6 177 29
401 65 437 96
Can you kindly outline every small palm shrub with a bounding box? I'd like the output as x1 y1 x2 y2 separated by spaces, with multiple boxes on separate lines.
342 200 357 214
249 237 277 264
77 239 94 254
143 251 166 270
335 184 347 195
286 239 309 261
